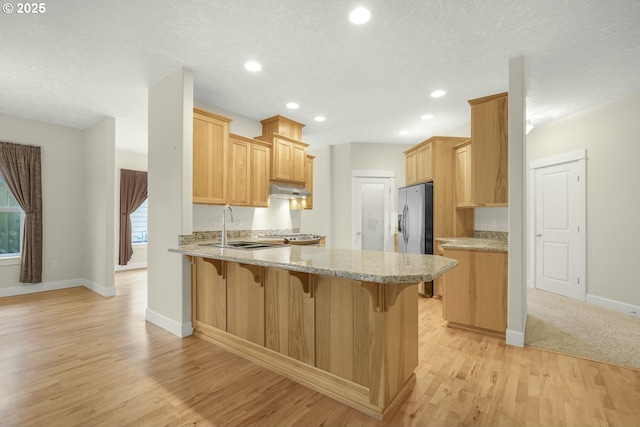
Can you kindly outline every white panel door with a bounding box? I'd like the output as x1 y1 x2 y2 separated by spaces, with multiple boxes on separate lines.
534 161 584 299
353 177 392 252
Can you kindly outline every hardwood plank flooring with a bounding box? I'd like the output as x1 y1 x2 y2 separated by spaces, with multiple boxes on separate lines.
1 269 639 426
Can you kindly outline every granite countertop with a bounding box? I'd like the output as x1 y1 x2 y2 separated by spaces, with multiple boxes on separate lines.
170 244 458 284
436 237 508 253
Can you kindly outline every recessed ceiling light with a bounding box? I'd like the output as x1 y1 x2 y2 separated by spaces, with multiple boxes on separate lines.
244 61 261 72
430 90 446 98
399 130 410 135
349 7 371 24
421 114 434 120
314 116 326 122
286 102 299 109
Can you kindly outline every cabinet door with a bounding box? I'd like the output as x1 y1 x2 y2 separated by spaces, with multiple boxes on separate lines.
264 268 315 365
226 262 265 346
291 143 307 183
193 257 226 332
470 93 508 206
251 143 271 207
442 249 507 333
455 143 473 208
416 143 433 182
272 138 293 181
227 136 251 206
304 155 314 209
193 111 229 204
405 150 417 185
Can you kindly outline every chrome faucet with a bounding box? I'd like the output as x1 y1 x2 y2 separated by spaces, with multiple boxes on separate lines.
221 205 234 247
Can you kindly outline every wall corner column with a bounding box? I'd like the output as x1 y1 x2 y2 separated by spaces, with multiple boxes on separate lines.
507 56 527 347
147 67 194 337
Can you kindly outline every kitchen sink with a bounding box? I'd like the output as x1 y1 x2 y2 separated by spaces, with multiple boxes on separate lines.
199 241 283 250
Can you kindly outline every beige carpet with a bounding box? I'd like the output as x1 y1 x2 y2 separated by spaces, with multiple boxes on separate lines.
526 287 640 370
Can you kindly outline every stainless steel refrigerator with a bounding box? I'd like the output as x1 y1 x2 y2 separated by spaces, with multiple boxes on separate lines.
398 182 434 297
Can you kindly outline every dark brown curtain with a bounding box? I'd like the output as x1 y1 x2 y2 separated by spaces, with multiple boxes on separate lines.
119 169 147 265
0 142 43 283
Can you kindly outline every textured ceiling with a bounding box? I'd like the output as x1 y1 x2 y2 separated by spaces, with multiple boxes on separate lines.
1 0 639 153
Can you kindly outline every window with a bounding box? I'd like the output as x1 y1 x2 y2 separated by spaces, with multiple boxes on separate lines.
0 176 24 256
130 199 148 244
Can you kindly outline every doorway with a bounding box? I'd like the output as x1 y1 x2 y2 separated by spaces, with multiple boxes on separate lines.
351 171 395 252
529 150 586 300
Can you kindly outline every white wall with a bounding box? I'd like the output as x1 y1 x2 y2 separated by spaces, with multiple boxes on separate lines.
115 150 148 270
527 92 640 308
306 142 411 249
193 198 299 233
147 68 194 337
0 113 116 298
83 117 117 297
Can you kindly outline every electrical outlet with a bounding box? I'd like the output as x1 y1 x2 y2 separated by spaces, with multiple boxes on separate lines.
492 218 497 226
237 218 242 227
51 260 58 269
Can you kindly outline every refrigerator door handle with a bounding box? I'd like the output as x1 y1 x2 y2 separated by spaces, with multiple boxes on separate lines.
403 205 410 245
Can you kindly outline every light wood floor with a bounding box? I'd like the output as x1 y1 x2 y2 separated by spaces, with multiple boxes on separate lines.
1 270 639 427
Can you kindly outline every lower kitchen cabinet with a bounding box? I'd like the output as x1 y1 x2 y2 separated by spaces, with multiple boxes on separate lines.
226 262 265 346
442 249 507 335
188 256 419 420
264 268 315 365
192 257 226 332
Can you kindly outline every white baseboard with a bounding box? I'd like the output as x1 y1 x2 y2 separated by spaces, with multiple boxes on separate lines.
145 308 194 337
506 305 528 347
115 262 147 271
0 278 116 298
586 294 640 318
0 278 85 297
506 329 525 347
83 280 117 297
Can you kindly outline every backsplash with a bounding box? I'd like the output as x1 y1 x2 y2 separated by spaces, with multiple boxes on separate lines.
473 230 508 242
179 228 300 245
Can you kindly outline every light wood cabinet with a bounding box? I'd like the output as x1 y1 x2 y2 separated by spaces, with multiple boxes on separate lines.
468 92 509 206
271 135 307 183
227 134 251 206
442 249 508 335
405 150 417 185
416 142 434 183
192 257 226 332
193 108 232 204
260 115 305 141
250 141 271 207
405 141 433 185
304 155 314 210
264 268 315 365
258 116 308 184
226 262 264 346
454 139 474 208
227 133 271 207
404 136 475 245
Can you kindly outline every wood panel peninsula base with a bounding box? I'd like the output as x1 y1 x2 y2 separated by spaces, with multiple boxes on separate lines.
170 245 458 420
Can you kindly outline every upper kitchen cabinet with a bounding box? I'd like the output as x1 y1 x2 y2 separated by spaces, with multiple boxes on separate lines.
468 92 509 206
272 135 307 183
257 116 308 184
250 139 272 207
404 141 433 185
404 136 474 239
304 154 314 210
227 134 271 207
193 108 232 204
260 115 305 141
454 139 474 208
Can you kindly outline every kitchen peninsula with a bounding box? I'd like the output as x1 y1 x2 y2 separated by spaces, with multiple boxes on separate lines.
170 244 458 420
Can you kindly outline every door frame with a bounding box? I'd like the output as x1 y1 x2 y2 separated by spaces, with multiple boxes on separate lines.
528 149 587 300
351 170 396 252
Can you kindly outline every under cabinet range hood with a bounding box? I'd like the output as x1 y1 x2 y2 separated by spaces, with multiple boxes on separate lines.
269 182 311 199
